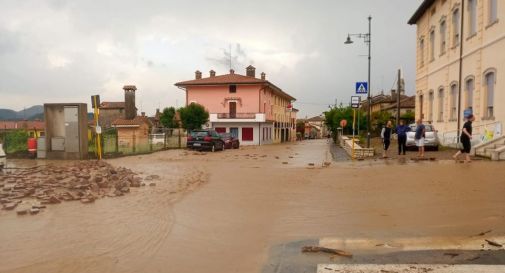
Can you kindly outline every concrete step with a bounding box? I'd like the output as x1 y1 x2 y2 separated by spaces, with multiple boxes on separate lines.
494 143 505 149
318 264 505 273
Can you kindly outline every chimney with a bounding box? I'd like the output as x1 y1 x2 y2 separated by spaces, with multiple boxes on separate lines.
141 112 145 117
246 65 256 78
230 69 235 74
123 85 137 120
391 89 397 98
210 70 216 77
195 70 202 79
261 72 266 80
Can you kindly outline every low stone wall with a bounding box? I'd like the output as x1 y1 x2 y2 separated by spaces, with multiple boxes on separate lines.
339 136 374 159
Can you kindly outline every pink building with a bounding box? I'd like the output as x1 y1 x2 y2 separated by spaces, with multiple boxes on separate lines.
175 66 297 145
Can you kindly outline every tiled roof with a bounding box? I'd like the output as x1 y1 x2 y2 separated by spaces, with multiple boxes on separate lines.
100 102 125 109
112 116 151 127
175 73 266 86
307 116 325 122
175 72 296 101
382 96 416 110
0 120 45 130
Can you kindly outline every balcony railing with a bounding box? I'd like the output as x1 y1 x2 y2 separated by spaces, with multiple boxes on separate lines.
217 113 257 119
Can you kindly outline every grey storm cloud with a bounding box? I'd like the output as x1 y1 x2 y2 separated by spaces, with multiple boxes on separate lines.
0 0 423 117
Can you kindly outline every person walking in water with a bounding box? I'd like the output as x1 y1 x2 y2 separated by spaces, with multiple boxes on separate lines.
396 119 410 155
381 120 393 158
414 119 426 158
453 114 475 163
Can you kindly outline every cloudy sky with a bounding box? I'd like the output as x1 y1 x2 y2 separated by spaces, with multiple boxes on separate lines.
0 0 422 118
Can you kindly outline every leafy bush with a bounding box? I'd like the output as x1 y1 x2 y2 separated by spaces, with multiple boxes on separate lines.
4 130 29 154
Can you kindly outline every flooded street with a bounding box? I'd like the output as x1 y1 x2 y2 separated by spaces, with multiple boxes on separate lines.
1 139 505 273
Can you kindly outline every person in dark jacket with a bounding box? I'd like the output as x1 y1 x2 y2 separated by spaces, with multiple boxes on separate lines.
381 120 393 158
453 114 475 163
396 119 410 155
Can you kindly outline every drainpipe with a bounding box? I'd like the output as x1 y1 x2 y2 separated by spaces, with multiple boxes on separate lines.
457 0 465 144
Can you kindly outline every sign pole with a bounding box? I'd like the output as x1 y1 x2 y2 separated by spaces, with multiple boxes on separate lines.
352 109 356 160
92 95 102 160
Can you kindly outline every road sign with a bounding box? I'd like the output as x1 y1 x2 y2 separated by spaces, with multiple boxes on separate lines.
340 120 347 127
351 96 360 108
355 82 368 94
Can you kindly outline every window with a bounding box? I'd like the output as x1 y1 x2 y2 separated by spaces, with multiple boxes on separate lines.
465 78 474 111
468 0 477 36
438 88 445 121
485 72 496 118
419 94 424 119
450 83 458 120
229 85 237 93
215 127 226 133
440 20 447 54
242 127 253 141
419 38 425 67
453 9 460 46
428 91 434 121
430 29 435 61
489 0 498 24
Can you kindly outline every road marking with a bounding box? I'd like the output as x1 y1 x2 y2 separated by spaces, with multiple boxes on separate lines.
317 264 505 273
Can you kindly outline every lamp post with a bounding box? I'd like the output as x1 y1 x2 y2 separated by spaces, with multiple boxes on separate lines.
345 16 372 148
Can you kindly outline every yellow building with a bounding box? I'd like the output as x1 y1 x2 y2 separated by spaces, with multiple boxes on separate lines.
409 0 503 145
270 93 297 143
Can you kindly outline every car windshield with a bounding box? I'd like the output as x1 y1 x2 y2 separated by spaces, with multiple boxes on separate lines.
220 133 231 138
409 125 434 132
190 131 209 137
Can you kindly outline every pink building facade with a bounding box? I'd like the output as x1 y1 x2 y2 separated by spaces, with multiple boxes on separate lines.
175 66 297 145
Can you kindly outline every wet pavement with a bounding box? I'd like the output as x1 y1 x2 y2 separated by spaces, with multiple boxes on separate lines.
1 139 504 273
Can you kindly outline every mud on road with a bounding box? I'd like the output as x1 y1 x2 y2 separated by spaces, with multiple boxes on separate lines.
1 139 504 273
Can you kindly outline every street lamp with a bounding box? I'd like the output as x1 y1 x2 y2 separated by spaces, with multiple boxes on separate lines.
345 16 372 148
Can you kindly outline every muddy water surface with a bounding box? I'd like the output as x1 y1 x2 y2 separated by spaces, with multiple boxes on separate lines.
1 140 504 273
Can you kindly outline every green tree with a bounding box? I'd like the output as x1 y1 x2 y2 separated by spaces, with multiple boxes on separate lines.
178 103 209 132
160 107 178 128
400 111 415 125
296 120 305 134
324 105 370 141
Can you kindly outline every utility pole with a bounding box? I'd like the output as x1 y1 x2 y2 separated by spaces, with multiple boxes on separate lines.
367 15 372 148
396 69 401 126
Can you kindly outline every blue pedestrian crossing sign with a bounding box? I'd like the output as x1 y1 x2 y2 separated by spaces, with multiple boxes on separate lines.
355 82 368 94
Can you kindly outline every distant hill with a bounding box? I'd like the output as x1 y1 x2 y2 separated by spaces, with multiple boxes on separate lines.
0 105 44 120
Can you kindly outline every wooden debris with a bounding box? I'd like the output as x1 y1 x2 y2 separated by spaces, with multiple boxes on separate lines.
301 246 352 258
485 239 503 247
472 230 492 237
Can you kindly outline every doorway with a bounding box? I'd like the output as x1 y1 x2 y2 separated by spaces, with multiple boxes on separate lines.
229 102 236 118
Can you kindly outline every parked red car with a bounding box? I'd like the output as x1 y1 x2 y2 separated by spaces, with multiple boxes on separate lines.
219 133 240 149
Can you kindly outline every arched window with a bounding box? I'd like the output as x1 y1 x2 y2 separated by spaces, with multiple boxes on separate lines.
484 71 496 118
468 0 477 36
419 37 425 67
428 90 434 121
465 77 474 111
450 82 458 120
440 19 447 54
452 8 460 46
489 0 498 24
438 87 445 121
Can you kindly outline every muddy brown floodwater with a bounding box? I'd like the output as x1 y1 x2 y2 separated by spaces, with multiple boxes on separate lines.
1 139 504 273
